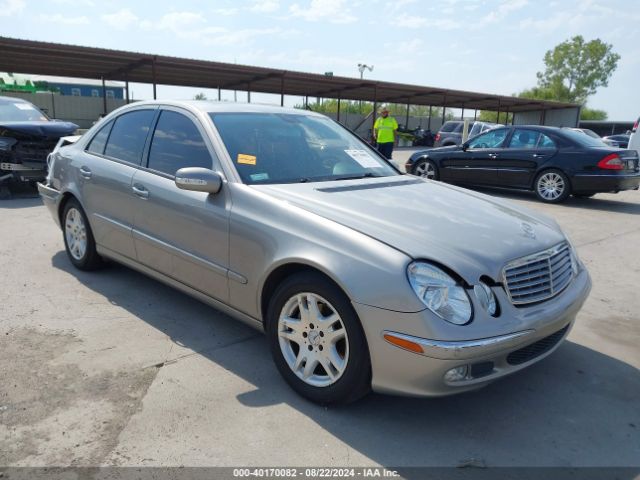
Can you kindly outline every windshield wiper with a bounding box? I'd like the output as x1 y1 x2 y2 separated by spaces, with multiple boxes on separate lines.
334 172 383 181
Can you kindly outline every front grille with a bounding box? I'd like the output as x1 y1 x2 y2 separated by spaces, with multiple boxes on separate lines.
507 324 569 365
503 242 574 305
13 139 58 164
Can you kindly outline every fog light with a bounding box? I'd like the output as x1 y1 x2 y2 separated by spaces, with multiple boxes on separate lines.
444 365 468 382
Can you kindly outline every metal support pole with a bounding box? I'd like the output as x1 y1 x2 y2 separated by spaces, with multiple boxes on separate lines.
50 91 56 119
218 87 221 101
428 106 432 130
305 96 309 109
496 111 500 124
405 99 410 130
461 106 465 120
151 58 157 100
372 85 378 130
101 77 107 114
247 83 251 103
125 79 130 104
280 75 285 107
337 96 341 123
441 95 447 127
474 109 478 121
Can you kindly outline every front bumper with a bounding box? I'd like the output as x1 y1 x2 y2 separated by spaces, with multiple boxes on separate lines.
0 162 46 183
354 267 591 397
571 172 640 193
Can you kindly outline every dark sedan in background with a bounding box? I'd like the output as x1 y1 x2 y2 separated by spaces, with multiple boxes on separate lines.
603 134 630 149
406 125 640 203
0 96 78 198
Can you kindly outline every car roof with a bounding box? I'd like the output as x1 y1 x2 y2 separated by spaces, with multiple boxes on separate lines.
124 99 325 117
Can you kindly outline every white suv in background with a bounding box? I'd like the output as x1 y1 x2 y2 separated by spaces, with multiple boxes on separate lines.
629 116 640 156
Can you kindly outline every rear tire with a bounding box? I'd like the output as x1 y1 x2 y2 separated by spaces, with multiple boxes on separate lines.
266 272 371 404
413 159 439 180
534 169 571 203
62 198 103 270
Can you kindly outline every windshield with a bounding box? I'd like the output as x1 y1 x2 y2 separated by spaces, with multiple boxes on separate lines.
210 112 398 184
0 99 49 122
563 129 608 147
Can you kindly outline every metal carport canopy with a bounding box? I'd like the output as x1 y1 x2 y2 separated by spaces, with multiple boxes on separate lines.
0 36 578 113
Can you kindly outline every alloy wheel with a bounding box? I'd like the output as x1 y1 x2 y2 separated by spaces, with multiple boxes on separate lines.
277 293 349 387
65 207 87 261
537 172 565 201
415 161 435 179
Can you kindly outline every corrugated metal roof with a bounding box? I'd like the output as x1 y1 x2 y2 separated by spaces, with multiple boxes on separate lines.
0 36 578 113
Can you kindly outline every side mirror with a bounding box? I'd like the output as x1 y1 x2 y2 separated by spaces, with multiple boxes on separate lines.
175 167 223 194
462 143 469 151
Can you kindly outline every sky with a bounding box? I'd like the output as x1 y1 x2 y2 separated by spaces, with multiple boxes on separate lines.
2 0 640 120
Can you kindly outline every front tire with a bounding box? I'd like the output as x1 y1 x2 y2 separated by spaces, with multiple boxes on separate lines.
267 272 371 404
413 159 439 180
62 198 103 270
534 169 571 203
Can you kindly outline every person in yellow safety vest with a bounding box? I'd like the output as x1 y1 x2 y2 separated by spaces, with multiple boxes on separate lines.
373 106 398 159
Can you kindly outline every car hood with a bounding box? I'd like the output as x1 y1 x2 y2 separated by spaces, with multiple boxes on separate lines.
0 121 78 138
253 176 566 284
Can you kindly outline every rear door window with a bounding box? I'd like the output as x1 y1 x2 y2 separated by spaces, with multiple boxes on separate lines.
440 122 460 133
104 110 156 164
86 120 113 155
147 110 213 176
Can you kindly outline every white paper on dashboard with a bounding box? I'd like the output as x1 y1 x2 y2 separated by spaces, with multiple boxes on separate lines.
344 149 380 168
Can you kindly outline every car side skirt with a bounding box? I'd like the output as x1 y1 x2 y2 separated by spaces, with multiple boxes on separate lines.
96 245 265 332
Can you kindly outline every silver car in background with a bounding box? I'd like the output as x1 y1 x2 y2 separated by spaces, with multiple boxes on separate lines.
39 101 591 404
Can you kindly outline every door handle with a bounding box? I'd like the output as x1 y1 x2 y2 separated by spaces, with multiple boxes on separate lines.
488 153 498 159
79 166 92 179
132 184 149 199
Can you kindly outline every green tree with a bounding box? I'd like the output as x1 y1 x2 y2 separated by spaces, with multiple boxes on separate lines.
478 111 513 124
579 107 608 121
193 92 208 100
536 35 620 104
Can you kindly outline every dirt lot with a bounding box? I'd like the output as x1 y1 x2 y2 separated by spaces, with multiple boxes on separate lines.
1 171 639 469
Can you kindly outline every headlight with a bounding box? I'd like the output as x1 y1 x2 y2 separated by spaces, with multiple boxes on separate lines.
0 137 17 151
474 282 498 316
407 262 472 325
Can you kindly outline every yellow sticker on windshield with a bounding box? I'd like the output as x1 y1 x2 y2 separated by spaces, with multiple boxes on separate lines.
237 154 257 165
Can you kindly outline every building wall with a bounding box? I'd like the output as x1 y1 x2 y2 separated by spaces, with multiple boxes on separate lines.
513 107 580 127
47 83 124 100
2 91 127 128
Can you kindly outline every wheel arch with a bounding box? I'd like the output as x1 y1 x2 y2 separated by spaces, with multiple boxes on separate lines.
58 191 78 226
260 261 352 330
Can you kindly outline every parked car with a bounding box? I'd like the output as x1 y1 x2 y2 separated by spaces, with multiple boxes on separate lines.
434 120 473 147
39 101 591 404
602 134 630 149
0 96 78 198
567 127 619 147
434 120 501 147
406 125 640 203
629 115 640 157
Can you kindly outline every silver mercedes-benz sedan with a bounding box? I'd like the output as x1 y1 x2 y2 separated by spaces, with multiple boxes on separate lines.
38 101 591 404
